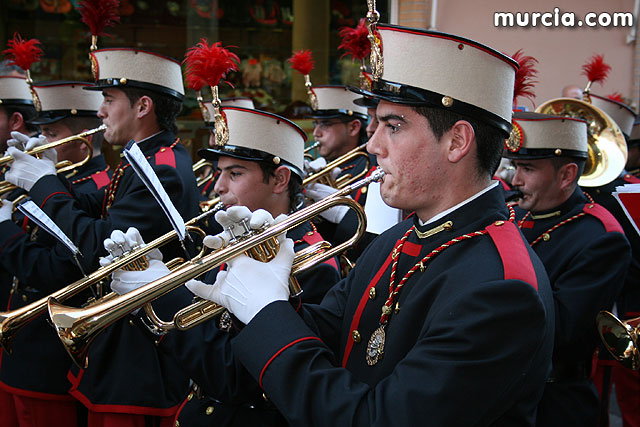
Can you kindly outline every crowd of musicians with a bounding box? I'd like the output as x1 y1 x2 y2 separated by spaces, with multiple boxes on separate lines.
0 4 639 427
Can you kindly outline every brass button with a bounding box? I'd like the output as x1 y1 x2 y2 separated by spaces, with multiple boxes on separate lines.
187 392 194 401
441 96 453 107
394 302 400 314
554 148 562 156
542 233 550 241
381 305 392 315
587 204 594 209
205 406 214 415
369 287 376 299
352 330 361 343
119 77 128 85
361 187 367 194
70 108 78 115
129 320 135 327
273 156 280 165
494 220 504 226
175 421 180 427
21 294 27 302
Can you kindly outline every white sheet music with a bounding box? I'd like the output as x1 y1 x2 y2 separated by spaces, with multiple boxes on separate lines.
123 141 186 241
17 200 80 255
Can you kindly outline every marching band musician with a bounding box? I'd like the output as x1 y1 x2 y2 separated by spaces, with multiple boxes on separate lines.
119 24 555 425
581 95 640 427
3 48 199 426
505 112 631 426
101 105 342 426
0 81 111 427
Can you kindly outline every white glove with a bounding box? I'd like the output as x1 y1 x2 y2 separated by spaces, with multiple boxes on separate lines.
7 132 47 152
304 157 327 175
203 206 254 250
111 258 170 295
0 199 12 223
305 182 350 223
4 147 56 191
99 227 168 295
100 227 163 267
186 238 295 324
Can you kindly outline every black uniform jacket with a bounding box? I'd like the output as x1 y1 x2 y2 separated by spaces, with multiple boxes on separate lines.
0 153 112 400
148 221 341 426
173 185 555 426
515 188 631 426
584 174 640 320
18 131 199 415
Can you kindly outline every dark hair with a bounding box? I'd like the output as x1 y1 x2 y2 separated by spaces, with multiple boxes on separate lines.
121 87 182 135
550 156 586 185
412 106 504 177
59 116 104 153
1 104 39 134
257 161 304 212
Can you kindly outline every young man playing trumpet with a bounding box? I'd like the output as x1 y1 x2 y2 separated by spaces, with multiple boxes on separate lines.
3 49 199 426
105 24 555 425
0 81 109 427
100 105 342 426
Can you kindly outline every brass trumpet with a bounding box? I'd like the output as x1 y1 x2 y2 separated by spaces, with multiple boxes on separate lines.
0 204 222 353
0 125 106 194
303 143 370 190
47 169 385 368
597 310 640 370
193 158 215 189
304 141 320 160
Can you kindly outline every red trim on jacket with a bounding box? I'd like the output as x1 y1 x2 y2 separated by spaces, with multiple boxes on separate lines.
341 239 421 367
67 368 181 416
486 221 538 290
0 231 27 255
353 167 376 205
301 231 339 271
40 191 72 209
623 174 640 184
583 203 624 234
259 337 322 388
90 170 111 190
0 380 75 401
154 147 176 169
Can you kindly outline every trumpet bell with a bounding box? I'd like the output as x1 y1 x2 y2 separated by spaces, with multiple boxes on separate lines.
597 310 640 370
536 98 627 187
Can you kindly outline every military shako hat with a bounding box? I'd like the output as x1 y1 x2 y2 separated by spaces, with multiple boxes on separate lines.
29 81 102 125
307 85 368 120
85 48 185 101
590 94 636 139
355 24 517 138
0 76 33 107
504 111 588 160
199 107 306 179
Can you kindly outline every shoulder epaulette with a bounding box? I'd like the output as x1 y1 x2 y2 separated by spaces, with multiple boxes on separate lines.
486 220 538 290
90 170 111 190
623 173 640 184
154 146 176 168
583 203 624 233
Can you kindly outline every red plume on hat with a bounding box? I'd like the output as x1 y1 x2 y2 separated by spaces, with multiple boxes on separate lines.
78 0 120 48
288 49 318 109
581 54 611 101
511 49 538 108
2 32 43 110
607 92 625 104
184 39 240 93
184 39 239 147
338 18 372 89
2 32 43 72
338 19 371 61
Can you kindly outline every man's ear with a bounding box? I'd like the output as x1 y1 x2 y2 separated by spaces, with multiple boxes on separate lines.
347 119 362 137
136 95 154 119
446 120 475 163
558 162 579 191
8 112 25 132
272 165 291 194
